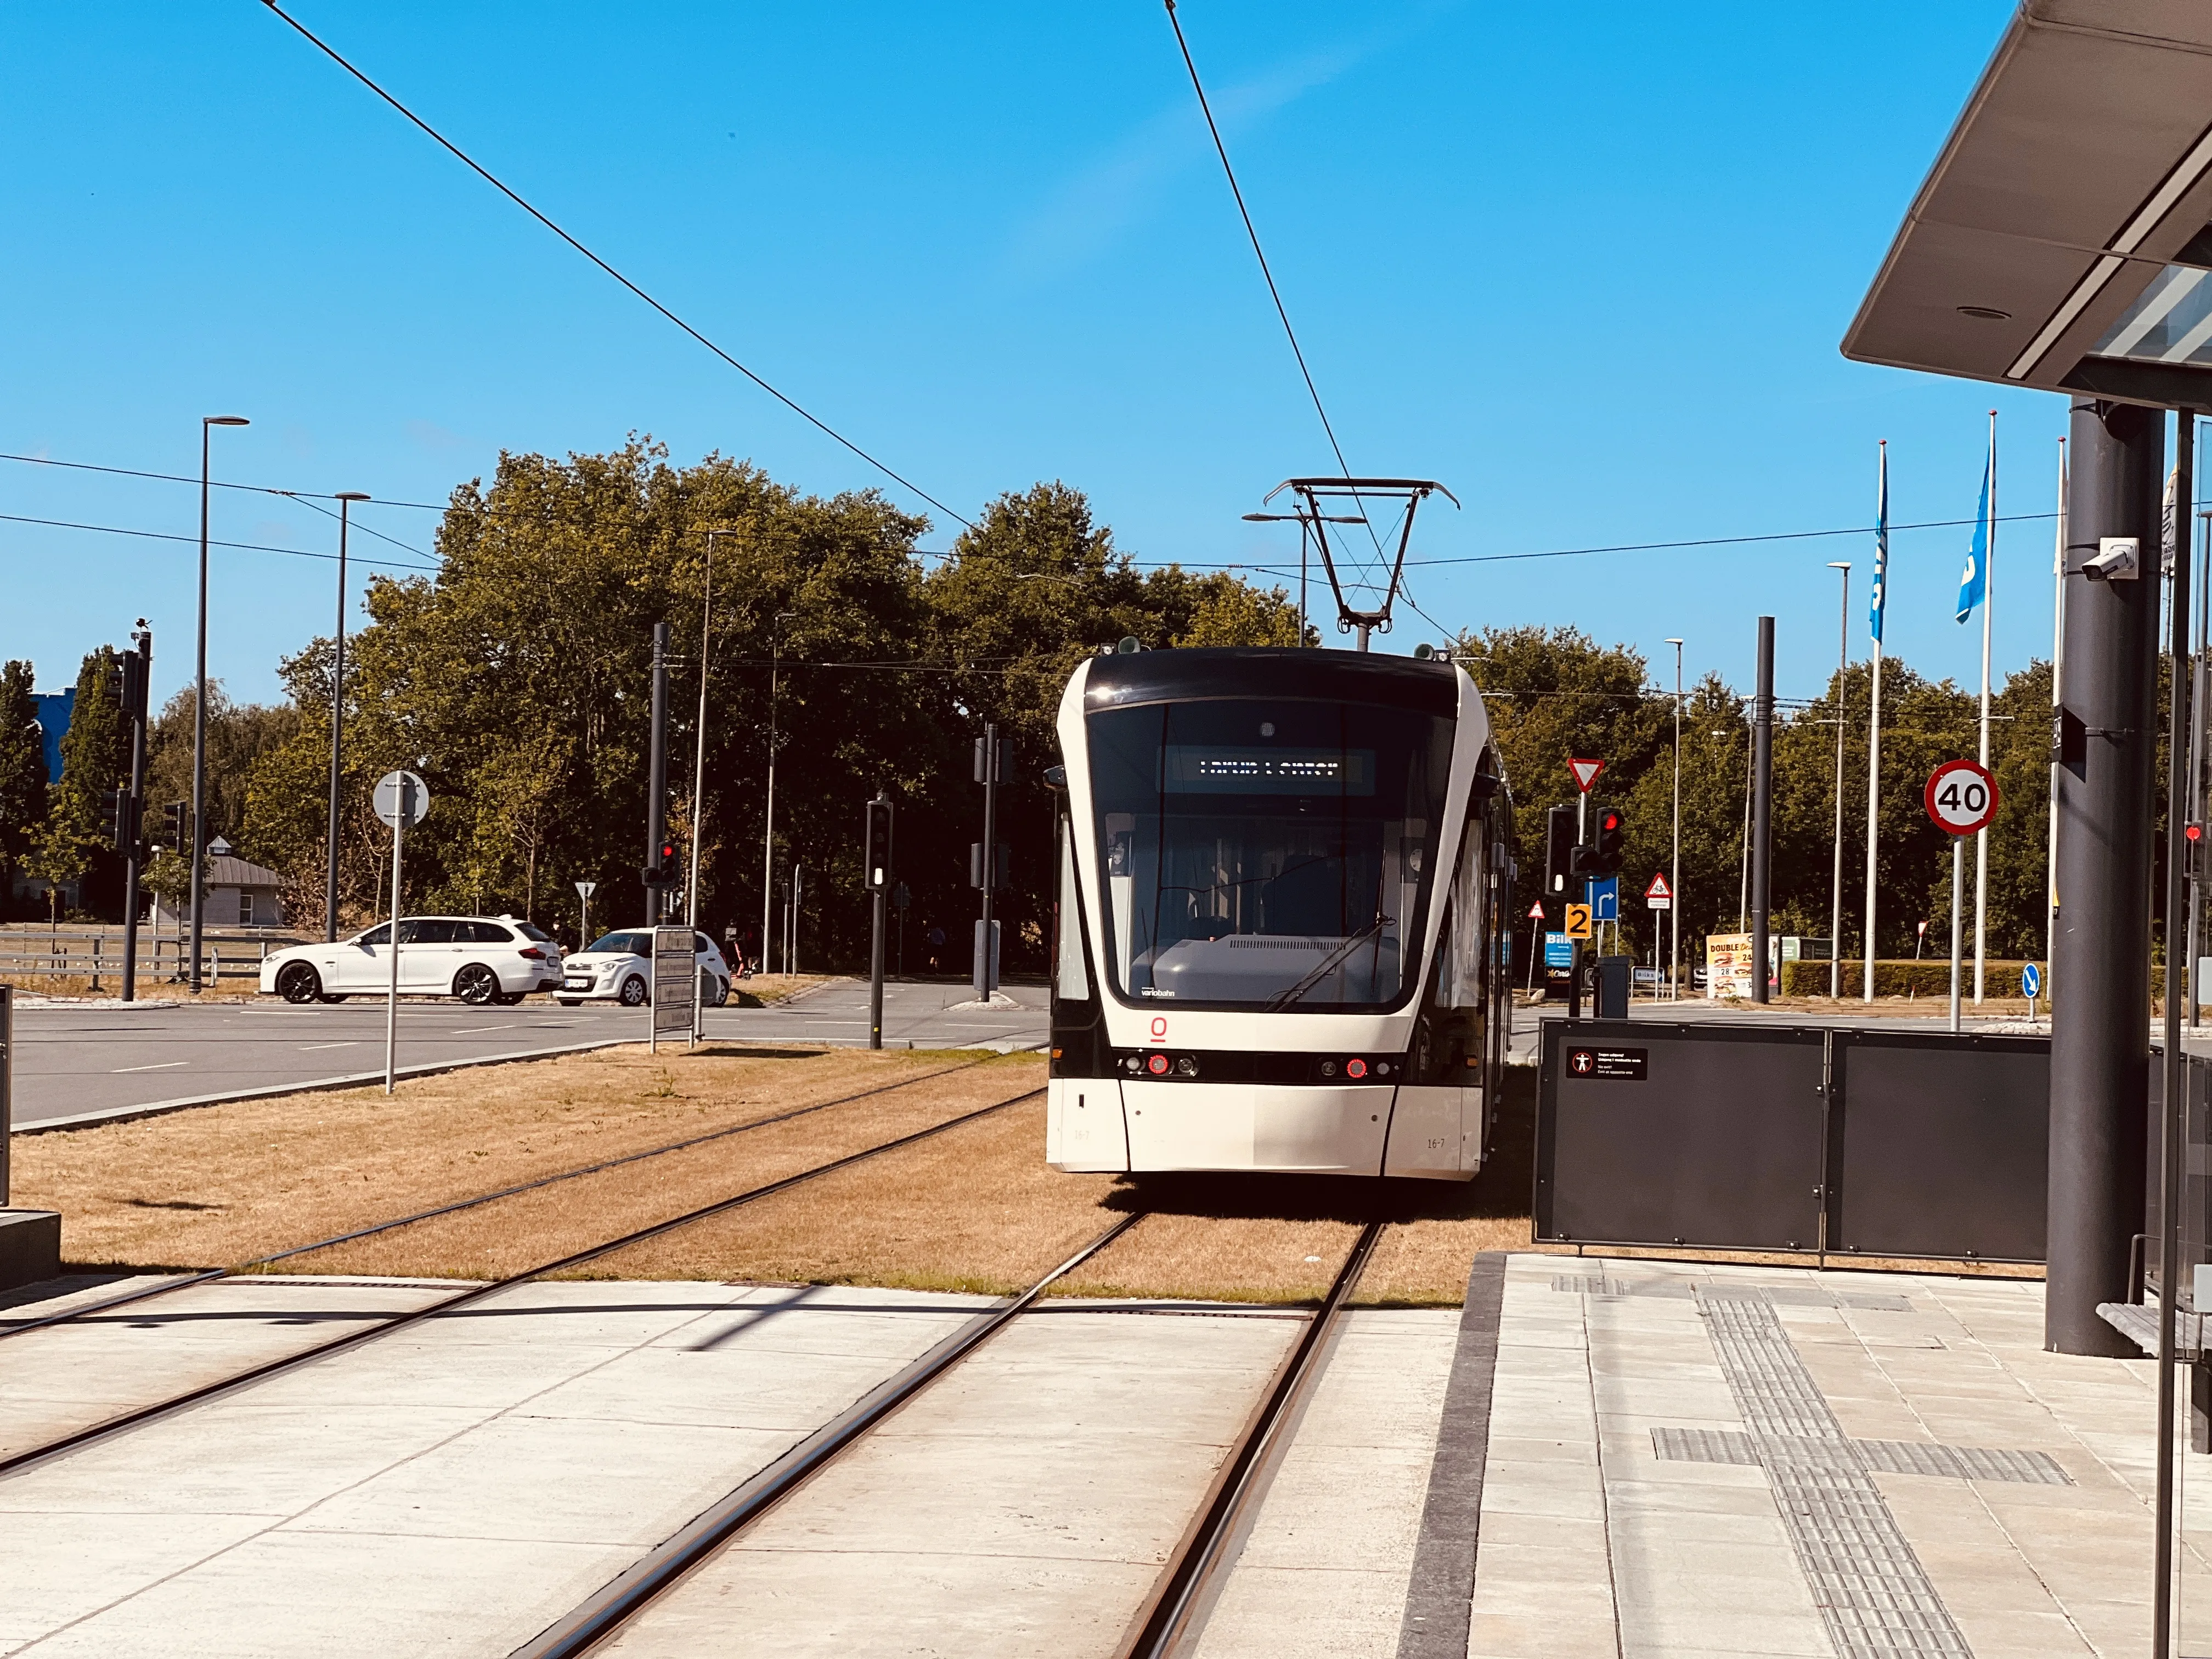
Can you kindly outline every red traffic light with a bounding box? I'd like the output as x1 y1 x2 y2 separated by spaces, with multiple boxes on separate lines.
1599 810 1622 833
658 841 677 863
2190 823 2204 843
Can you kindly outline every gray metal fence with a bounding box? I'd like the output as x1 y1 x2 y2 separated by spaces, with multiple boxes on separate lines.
1535 1019 2049 1263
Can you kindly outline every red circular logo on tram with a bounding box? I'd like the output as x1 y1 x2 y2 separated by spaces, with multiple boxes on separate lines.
1346 1058 1368 1079
1147 1053 1171 1076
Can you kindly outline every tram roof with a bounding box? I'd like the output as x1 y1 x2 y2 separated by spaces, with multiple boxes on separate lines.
1083 646 1460 715
1842 2 2212 411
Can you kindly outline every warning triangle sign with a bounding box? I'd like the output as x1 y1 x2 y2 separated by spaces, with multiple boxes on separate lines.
1567 757 1604 793
1645 871 1673 900
1527 902 1545 919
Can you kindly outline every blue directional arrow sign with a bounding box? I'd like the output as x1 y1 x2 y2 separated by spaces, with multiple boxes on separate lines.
1589 876 1620 922
2022 962 2041 998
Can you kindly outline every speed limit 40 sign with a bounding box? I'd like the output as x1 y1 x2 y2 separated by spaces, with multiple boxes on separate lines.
1925 758 1999 836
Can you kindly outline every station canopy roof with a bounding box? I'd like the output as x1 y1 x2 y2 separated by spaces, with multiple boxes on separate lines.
1843 3 2212 411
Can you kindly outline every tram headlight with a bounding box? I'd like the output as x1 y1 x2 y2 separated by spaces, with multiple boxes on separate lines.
1174 1056 1199 1077
1347 1058 1368 1080
1147 1053 1171 1076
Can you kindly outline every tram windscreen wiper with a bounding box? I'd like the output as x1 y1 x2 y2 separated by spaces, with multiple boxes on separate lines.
1263 915 1391 1011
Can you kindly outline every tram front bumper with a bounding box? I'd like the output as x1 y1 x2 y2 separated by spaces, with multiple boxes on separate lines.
1046 1077 1475 1180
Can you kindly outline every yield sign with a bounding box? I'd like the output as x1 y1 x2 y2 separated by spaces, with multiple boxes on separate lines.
1567 757 1604 793
1645 871 1673 900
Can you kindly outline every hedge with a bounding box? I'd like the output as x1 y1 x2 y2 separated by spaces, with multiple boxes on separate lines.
1774 959 2032 999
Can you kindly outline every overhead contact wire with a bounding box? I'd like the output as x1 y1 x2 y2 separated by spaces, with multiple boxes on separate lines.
1163 1 1392 588
258 1 971 529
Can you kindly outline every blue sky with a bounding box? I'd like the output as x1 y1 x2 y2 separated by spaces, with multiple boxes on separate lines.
3 2 2058 709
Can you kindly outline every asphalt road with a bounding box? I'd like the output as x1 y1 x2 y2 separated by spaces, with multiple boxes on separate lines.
6 978 1048 1131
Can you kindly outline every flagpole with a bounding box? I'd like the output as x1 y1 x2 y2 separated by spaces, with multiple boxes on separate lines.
2049 437 2066 983
1974 410 1995 1004
1865 441 1887 1003
1829 562 1850 998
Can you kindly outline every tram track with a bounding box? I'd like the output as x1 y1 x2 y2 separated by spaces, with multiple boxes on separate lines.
0 1052 1002 1343
504 1212 1388 1659
0 1081 1043 1482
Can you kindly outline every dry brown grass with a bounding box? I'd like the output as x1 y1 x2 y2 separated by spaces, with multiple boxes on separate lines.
576 1098 1121 1294
15 1040 1547 1306
14 1044 1034 1272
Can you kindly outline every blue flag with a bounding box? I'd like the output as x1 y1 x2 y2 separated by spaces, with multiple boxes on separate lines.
1956 452 1990 623
1870 444 1888 644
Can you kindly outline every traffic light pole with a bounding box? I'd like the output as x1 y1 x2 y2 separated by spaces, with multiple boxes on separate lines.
867 792 891 1049
120 629 150 1003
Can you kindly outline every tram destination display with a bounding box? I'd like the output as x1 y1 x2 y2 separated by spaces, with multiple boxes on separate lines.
1163 745 1374 795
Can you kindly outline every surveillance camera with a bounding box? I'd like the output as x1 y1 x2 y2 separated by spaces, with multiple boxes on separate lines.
2084 537 2140 582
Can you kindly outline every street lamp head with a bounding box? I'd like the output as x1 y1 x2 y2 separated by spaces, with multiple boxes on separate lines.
1828 561 1852 572
204 415 250 427
335 491 370 503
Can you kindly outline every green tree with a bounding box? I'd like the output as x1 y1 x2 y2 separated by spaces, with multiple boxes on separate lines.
0 660 44 910
29 647 132 918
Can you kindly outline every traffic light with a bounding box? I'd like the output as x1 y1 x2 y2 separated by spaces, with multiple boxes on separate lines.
1545 805 1575 894
116 649 145 719
863 797 894 892
974 736 1013 785
1573 804 1627 877
161 801 186 851
105 789 137 853
642 839 679 887
970 841 1010 891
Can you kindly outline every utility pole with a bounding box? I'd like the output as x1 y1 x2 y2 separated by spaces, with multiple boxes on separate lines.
686 532 720 929
119 626 151 1002
761 612 794 978
973 724 1008 998
645 622 670 925
326 492 368 941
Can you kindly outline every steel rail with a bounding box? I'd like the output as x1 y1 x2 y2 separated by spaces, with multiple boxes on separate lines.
508 1210 1147 1659
0 1056 997 1342
1116 1217 1387 1658
0 1087 1041 1482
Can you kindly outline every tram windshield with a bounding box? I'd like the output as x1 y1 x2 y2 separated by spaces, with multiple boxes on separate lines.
1086 698 1455 1011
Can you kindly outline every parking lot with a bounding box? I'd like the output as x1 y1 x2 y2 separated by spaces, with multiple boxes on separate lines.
5 979 1047 1131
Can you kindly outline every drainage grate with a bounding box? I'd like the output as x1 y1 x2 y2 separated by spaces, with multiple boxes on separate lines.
1698 1293 1974 1658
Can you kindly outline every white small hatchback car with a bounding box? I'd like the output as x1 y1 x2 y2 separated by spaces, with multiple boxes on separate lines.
260 916 564 1005
556 929 733 1008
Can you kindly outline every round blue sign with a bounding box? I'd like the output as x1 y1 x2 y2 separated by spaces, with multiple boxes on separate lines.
2022 962 2042 997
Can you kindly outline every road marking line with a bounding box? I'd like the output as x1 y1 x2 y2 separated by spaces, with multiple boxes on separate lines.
297 1042 362 1051
450 1024 519 1035
110 1060 189 1073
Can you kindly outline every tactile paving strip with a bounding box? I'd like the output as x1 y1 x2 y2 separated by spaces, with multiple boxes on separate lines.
1699 1293 1973 1658
1551 1275 1910 1312
1651 1426 2071 1486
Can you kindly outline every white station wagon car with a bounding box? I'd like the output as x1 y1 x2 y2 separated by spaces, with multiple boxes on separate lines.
557 930 733 1008
261 916 564 1005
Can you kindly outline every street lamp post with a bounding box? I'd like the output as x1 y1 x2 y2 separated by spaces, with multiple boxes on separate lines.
1666 638 1683 998
326 491 370 942
191 415 249 994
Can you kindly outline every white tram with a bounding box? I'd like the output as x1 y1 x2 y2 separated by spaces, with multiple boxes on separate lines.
1045 645 1515 1181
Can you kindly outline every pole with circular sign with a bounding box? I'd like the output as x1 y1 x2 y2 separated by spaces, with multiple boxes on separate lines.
1923 758 1999 1032
373 770 430 1094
